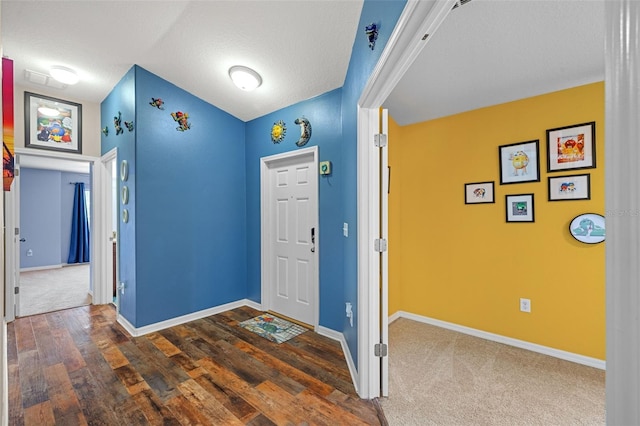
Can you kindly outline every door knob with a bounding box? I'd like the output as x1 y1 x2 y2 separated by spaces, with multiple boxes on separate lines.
19 238 26 242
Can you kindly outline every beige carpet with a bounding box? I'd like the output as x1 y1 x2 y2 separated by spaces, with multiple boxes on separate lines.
380 318 605 425
19 264 91 317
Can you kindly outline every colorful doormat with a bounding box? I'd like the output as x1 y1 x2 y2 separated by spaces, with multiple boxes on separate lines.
239 313 307 344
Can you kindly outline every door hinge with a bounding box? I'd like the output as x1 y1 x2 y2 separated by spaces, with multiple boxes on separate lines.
14 168 19 177
15 227 20 235
374 133 387 148
374 238 387 252
14 287 19 295
374 343 388 357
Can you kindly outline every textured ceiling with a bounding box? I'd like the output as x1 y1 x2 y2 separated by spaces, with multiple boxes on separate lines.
2 0 606 127
2 0 364 122
384 0 605 125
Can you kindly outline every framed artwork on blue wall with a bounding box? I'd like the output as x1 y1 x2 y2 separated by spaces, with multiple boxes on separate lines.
24 92 82 154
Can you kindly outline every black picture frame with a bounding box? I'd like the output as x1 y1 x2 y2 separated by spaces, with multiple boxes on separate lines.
464 181 495 204
24 91 82 154
548 173 591 201
505 193 535 223
546 121 596 173
498 140 540 185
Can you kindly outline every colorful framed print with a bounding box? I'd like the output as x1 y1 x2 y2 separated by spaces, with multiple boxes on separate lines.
506 194 535 223
465 181 495 204
499 140 540 185
548 174 591 201
24 92 82 154
546 121 595 172
569 213 605 244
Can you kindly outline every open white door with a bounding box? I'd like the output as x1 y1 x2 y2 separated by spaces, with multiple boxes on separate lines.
380 109 390 396
98 148 117 308
356 0 454 399
4 160 20 320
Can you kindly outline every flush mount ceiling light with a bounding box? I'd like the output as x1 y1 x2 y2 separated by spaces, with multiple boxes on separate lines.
49 65 79 85
228 65 262 91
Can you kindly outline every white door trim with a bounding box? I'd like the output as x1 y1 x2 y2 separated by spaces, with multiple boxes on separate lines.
356 0 455 398
97 148 117 306
260 146 319 329
4 165 18 321
5 148 105 314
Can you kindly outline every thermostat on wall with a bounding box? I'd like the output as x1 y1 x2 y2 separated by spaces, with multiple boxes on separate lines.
319 161 332 175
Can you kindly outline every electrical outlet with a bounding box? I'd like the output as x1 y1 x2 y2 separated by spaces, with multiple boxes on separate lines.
520 298 531 313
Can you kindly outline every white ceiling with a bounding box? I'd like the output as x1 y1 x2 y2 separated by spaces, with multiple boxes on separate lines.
1 0 605 126
1 0 364 122
385 0 605 125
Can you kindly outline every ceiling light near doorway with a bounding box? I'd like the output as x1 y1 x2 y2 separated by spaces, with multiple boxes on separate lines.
49 65 79 85
229 65 262 91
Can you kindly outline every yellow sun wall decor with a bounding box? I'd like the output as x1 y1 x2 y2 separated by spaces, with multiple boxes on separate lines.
271 120 286 143
388 82 605 360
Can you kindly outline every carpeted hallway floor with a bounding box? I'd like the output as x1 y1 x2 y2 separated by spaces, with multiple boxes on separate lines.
19 264 91 317
380 318 605 425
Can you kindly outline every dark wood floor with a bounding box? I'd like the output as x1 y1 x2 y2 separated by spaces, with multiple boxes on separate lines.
8 304 385 425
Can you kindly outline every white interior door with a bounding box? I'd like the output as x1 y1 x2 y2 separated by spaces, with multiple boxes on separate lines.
380 108 390 396
261 147 318 326
4 160 20 320
99 149 117 309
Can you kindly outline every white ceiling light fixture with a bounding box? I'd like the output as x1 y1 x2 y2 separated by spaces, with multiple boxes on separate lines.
49 65 79 85
228 65 262 91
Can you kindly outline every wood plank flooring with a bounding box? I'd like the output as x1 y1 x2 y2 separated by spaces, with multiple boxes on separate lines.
8 304 385 425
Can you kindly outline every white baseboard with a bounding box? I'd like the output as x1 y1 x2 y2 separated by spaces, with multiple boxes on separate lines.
19 264 63 272
317 326 359 395
117 298 263 337
390 311 606 370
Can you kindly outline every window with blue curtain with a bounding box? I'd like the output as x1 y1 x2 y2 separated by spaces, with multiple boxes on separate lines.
68 182 90 263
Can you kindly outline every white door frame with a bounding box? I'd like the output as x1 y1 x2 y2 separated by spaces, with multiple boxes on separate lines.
260 146 319 329
98 148 117 307
356 0 455 398
4 148 108 318
4 169 18 321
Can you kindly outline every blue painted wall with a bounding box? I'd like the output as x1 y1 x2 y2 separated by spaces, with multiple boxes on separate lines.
20 168 91 269
134 67 247 326
340 0 407 363
101 67 137 324
100 1 407 368
102 66 247 327
245 89 344 329
20 168 61 269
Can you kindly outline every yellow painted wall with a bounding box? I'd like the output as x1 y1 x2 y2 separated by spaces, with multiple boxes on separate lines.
388 82 605 360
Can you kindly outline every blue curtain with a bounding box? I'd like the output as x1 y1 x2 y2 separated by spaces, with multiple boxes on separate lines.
68 182 90 263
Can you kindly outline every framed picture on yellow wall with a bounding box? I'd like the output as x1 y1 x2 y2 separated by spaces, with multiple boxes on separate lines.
498 140 540 185
548 174 591 201
464 181 495 204
506 194 535 223
546 121 596 172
